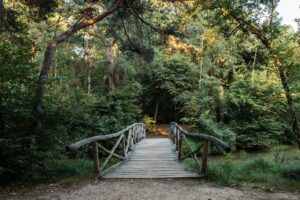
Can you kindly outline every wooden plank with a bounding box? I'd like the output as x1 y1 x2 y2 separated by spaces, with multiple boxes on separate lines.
104 138 200 178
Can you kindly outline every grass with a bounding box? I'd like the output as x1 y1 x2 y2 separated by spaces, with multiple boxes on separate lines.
36 159 94 184
183 144 300 191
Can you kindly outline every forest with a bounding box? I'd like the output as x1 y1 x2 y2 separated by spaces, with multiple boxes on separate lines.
0 0 300 192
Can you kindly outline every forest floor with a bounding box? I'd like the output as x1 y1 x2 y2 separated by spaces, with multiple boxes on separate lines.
1 178 300 200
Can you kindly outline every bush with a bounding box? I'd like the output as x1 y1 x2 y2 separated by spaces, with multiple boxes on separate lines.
281 163 300 180
194 115 236 153
204 153 300 191
224 73 289 150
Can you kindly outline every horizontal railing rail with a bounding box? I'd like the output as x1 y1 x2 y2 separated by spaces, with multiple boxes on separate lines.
67 123 146 177
169 122 230 174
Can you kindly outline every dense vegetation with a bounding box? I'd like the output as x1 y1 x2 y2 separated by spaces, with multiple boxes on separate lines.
0 0 299 186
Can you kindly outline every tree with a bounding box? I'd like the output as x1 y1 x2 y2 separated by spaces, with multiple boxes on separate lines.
196 0 300 149
34 0 125 113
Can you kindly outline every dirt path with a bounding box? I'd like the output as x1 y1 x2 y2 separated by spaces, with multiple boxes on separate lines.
3 179 299 200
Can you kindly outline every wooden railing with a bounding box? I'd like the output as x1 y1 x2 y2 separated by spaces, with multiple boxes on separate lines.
67 123 146 177
169 122 230 174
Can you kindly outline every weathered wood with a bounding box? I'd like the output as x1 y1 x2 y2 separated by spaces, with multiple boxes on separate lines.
182 134 202 171
67 123 146 177
170 122 230 152
125 130 132 154
201 140 209 173
100 134 124 171
97 143 125 160
105 138 200 178
180 144 203 161
92 141 100 175
67 123 143 150
178 131 182 160
122 135 126 158
175 127 178 151
130 129 134 150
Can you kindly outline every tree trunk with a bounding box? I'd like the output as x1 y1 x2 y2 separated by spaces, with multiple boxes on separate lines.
0 0 4 27
33 0 125 113
271 53 300 148
224 10 300 149
106 39 117 92
216 84 225 122
87 66 92 94
34 40 58 113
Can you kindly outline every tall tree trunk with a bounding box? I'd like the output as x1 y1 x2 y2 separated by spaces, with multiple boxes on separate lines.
251 47 257 83
33 0 125 113
106 39 117 92
271 53 300 148
0 0 3 27
216 84 225 122
87 66 92 94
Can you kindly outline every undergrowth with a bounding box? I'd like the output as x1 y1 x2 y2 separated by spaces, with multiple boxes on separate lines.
203 147 300 191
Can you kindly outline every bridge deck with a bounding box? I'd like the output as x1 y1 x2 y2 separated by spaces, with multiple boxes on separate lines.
104 138 200 178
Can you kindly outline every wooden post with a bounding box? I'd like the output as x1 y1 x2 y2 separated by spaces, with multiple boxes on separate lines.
201 140 209 173
174 127 178 148
92 141 100 175
128 128 133 150
176 129 180 151
133 126 137 144
122 134 126 158
178 131 182 160
138 125 141 141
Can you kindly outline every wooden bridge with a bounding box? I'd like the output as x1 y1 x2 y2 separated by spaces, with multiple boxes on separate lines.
67 122 230 178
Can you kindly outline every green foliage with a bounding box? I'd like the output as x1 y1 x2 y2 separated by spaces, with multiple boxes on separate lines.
194 115 236 152
1 0 300 185
143 115 156 131
206 151 300 191
224 73 290 149
0 36 38 181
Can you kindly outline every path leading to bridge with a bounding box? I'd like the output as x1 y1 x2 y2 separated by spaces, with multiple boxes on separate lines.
3 179 299 200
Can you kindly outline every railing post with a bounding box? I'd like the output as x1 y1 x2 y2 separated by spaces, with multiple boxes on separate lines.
129 128 133 150
92 141 100 176
201 140 209 173
176 128 180 151
174 127 178 148
170 124 174 143
178 131 182 160
138 125 141 141
122 134 126 158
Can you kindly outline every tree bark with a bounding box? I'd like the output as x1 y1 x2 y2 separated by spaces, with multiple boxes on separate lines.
33 0 125 113
271 52 300 148
216 84 225 122
0 0 4 28
106 39 117 92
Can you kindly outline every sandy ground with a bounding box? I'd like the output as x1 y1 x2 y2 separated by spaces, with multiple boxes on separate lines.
2 179 299 200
